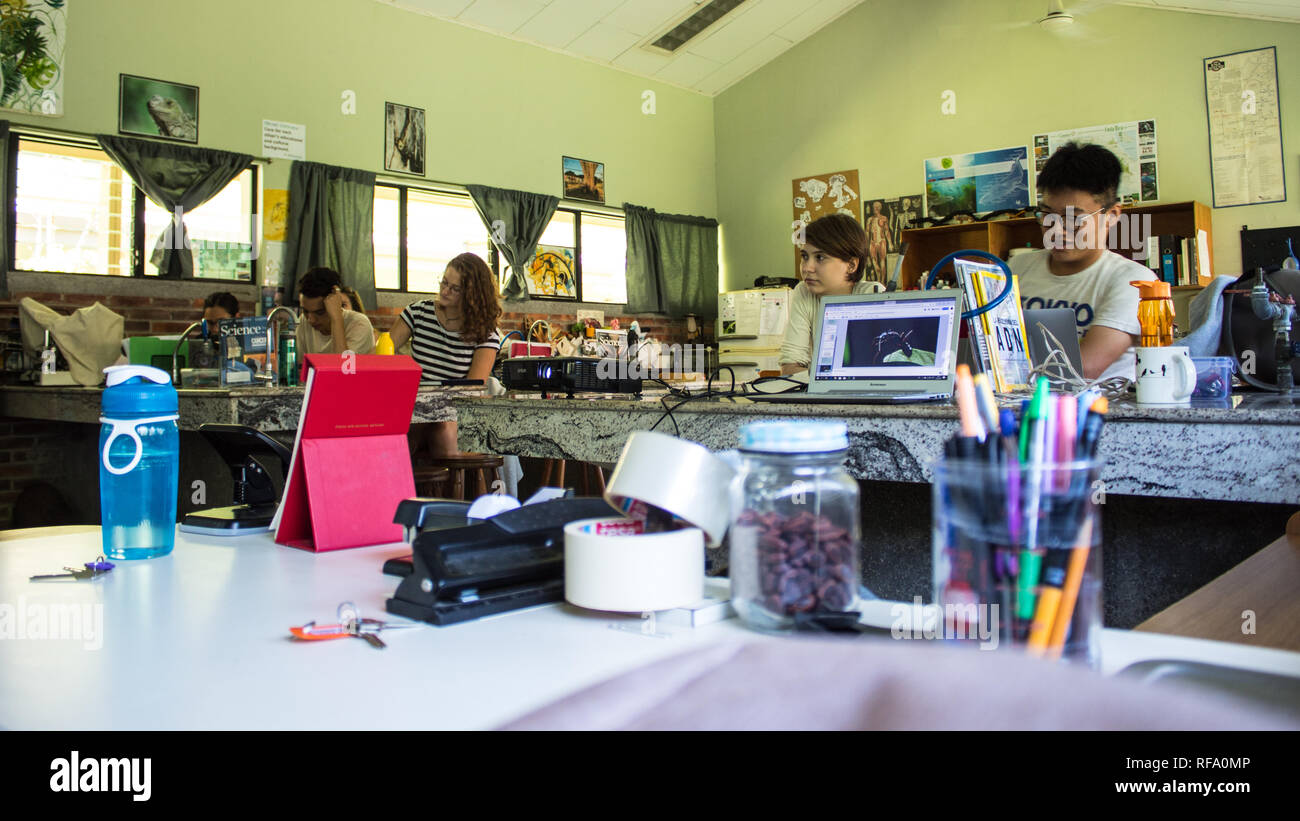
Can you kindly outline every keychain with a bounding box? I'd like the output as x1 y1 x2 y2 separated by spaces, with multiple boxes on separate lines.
289 601 418 649
30 556 114 581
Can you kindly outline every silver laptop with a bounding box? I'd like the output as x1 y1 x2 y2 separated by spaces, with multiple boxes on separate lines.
750 289 965 404
1023 308 1084 377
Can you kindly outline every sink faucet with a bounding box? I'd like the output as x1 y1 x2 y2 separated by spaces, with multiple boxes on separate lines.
265 307 298 386
171 320 206 387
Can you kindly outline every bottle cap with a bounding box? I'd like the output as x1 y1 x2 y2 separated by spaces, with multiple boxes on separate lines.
739 420 848 453
102 365 178 416
1130 279 1172 299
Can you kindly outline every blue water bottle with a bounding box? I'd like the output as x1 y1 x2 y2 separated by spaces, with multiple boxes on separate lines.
100 365 180 560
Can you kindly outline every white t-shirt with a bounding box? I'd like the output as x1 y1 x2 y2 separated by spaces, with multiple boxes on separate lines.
295 309 376 356
1011 249 1155 383
779 279 881 369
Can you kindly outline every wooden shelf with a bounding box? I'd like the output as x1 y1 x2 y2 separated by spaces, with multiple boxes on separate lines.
899 200 1213 290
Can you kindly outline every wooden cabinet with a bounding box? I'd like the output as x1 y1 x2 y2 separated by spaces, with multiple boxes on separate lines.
899 200 1213 291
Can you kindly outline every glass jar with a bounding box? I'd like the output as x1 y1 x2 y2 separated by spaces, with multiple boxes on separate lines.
728 421 860 632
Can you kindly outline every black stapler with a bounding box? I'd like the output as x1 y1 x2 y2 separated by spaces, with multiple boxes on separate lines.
179 424 292 535
385 496 617 626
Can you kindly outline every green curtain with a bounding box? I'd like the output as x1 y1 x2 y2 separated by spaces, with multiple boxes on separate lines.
0 121 9 298
623 203 719 318
97 135 252 279
466 184 558 301
282 161 377 308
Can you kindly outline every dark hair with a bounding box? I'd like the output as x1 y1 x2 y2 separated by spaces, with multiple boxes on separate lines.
802 214 868 282
447 252 501 345
203 291 240 317
1037 142 1122 206
298 267 342 300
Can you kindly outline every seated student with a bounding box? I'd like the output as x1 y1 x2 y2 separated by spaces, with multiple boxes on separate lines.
1013 142 1156 382
388 252 502 456
202 292 240 324
294 267 376 355
780 214 882 376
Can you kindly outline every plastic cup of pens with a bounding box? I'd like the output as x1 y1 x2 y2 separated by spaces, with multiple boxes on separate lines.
931 455 1104 667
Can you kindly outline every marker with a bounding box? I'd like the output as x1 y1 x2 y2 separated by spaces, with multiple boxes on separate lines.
1016 378 1051 624
973 372 999 435
1056 394 1076 492
1046 517 1095 659
955 365 986 440
1077 396 1108 460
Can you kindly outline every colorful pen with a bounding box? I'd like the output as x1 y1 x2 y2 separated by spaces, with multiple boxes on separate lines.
955 365 986 440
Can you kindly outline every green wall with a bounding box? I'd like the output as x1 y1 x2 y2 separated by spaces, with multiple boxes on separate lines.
4 0 716 226
714 0 1300 290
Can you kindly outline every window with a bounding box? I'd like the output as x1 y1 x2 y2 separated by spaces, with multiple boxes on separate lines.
13 140 133 276
504 208 627 303
143 169 255 279
11 136 257 280
372 184 628 303
374 184 493 293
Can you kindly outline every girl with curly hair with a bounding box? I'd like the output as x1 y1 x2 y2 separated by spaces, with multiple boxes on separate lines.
389 252 503 455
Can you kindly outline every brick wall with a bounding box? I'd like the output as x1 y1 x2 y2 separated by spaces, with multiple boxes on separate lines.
0 418 90 528
0 291 210 337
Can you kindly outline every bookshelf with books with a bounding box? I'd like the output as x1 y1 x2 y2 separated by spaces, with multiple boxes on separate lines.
900 200 1213 292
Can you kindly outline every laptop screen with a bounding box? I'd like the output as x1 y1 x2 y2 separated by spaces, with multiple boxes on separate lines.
813 293 959 383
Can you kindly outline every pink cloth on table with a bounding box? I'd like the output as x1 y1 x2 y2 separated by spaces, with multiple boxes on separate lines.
500 638 1298 731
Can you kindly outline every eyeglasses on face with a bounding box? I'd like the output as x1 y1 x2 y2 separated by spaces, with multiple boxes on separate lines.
1032 203 1117 231
440 279 463 294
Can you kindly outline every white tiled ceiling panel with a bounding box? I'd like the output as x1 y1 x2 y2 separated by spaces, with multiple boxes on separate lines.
378 0 1300 96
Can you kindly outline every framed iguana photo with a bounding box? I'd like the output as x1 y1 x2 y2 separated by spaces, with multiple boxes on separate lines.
118 74 199 143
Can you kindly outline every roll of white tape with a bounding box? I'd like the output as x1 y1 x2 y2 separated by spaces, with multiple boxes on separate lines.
564 517 704 613
604 430 734 545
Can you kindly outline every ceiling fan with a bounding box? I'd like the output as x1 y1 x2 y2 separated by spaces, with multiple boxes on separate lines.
1005 0 1115 38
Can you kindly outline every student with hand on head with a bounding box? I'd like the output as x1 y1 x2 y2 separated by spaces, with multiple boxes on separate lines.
294 267 376 355
388 252 502 456
1013 142 1156 382
780 213 883 376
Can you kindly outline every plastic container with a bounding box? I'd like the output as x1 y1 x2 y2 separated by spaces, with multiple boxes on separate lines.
932 458 1103 667
1191 356 1234 399
99 365 180 560
375 332 395 355
1131 279 1175 348
728 421 860 632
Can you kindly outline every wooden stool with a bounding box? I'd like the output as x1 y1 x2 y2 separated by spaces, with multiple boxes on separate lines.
422 453 505 501
411 465 450 498
539 460 606 495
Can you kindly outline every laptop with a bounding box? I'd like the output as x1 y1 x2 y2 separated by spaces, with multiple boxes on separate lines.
749 289 965 404
1023 308 1084 378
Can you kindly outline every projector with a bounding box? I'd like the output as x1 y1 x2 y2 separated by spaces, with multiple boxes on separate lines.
500 356 642 396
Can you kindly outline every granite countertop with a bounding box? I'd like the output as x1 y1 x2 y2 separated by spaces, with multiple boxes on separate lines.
0 384 470 431
453 390 1300 504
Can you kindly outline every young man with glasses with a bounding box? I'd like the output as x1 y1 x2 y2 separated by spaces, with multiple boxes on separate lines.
1012 142 1156 382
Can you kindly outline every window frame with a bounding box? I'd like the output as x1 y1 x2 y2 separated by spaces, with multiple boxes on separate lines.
7 131 260 281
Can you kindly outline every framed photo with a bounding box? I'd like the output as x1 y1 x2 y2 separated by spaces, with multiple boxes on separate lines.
526 245 577 300
562 156 605 203
118 74 199 143
385 102 426 176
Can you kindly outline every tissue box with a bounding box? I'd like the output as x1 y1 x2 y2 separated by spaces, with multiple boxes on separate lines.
1191 356 1234 399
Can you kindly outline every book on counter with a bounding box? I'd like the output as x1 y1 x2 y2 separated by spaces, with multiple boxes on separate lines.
218 316 270 387
954 258 1032 393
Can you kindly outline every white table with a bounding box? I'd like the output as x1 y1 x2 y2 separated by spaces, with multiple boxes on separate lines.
2 529 1297 730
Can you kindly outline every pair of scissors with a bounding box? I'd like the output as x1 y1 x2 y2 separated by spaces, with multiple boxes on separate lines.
289 602 419 649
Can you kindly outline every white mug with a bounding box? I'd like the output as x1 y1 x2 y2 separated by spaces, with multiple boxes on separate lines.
1135 346 1196 405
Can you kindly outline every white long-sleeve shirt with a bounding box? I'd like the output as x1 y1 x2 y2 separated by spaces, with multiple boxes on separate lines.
779 279 882 369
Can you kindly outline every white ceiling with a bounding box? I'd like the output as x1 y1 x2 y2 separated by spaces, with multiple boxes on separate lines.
376 0 867 96
375 1 1300 97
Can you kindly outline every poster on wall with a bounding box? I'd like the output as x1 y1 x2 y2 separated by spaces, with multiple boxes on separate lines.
860 193 922 285
1033 119 1158 204
263 190 289 242
792 169 861 277
0 0 66 116
1203 46 1284 207
923 147 1030 220
563 156 605 203
526 245 577 299
384 102 425 175
119 74 198 142
262 120 306 161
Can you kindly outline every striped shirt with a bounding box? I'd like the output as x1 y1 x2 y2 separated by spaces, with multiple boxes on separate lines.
400 300 501 384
